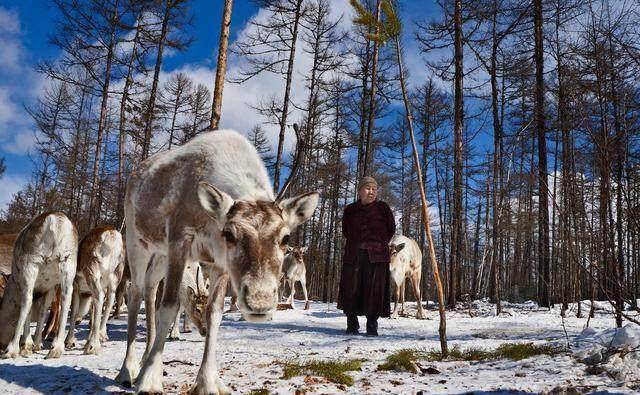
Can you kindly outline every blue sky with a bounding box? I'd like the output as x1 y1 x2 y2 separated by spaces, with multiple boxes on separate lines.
0 0 445 209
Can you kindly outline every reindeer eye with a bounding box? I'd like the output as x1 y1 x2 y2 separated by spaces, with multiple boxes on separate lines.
281 234 290 246
222 229 236 244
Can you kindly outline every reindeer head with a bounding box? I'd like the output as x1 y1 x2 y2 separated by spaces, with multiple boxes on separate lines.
286 245 307 264
198 182 319 323
182 264 208 336
389 242 405 257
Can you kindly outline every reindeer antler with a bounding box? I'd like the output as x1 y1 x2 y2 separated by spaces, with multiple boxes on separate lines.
275 123 304 202
196 265 201 296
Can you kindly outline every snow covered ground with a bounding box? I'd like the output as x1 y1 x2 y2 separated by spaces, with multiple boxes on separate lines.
0 299 639 394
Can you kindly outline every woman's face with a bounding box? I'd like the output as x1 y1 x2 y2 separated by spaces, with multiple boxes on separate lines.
358 184 378 205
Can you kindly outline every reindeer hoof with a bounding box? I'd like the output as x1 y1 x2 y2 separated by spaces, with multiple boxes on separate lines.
19 348 32 357
2 349 19 359
304 302 310 310
190 374 230 395
115 367 137 388
33 342 43 352
100 332 109 342
65 338 77 349
20 341 34 356
84 342 101 355
45 347 63 359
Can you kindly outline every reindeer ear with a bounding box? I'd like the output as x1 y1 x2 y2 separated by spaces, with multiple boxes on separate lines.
198 182 234 225
301 246 308 253
396 243 406 252
187 287 196 300
279 192 320 229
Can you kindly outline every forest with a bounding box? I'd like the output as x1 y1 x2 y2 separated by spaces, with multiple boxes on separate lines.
1 0 639 327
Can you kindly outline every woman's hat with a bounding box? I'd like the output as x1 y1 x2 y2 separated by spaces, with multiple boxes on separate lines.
358 176 378 190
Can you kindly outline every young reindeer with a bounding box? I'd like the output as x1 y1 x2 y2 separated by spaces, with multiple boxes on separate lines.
169 263 208 340
389 234 426 319
0 212 78 359
280 246 310 310
150 259 208 347
116 129 319 394
65 226 125 354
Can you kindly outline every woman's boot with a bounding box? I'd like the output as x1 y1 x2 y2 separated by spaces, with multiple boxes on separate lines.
366 317 378 337
346 315 359 334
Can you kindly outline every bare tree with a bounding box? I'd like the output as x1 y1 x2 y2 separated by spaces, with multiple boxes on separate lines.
210 0 234 130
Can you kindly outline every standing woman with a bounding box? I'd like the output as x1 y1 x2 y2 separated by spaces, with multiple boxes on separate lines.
338 176 395 336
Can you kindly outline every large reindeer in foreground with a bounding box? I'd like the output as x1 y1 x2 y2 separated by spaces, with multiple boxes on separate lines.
0 212 78 359
389 234 426 319
280 246 310 310
65 226 125 355
116 128 318 394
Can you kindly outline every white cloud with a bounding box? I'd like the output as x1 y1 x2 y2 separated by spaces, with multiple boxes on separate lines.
0 6 38 156
0 87 17 125
0 8 20 34
2 130 36 155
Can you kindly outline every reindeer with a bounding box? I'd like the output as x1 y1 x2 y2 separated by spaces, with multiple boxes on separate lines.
0 234 61 341
389 235 426 319
116 128 318 394
0 212 78 359
157 260 208 342
0 234 17 300
64 226 125 354
280 246 310 310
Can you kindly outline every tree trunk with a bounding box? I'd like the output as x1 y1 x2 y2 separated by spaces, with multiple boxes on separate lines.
534 0 550 308
142 0 171 160
361 0 382 177
210 0 233 130
273 0 303 192
88 0 119 228
448 0 464 309
394 33 448 356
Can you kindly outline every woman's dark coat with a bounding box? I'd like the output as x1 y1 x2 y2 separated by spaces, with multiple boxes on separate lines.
337 200 396 318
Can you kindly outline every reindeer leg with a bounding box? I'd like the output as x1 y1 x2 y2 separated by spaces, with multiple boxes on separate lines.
65 286 80 349
288 279 296 309
115 246 148 387
3 268 36 359
84 270 104 355
301 279 309 310
391 282 400 319
411 273 426 320
100 281 117 342
136 245 185 394
33 289 55 351
19 307 33 356
168 304 181 340
43 287 61 341
141 279 159 363
47 255 75 359
112 266 129 319
400 280 406 316
183 309 193 333
191 270 230 395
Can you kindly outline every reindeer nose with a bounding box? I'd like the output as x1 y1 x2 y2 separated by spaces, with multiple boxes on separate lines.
241 283 278 313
